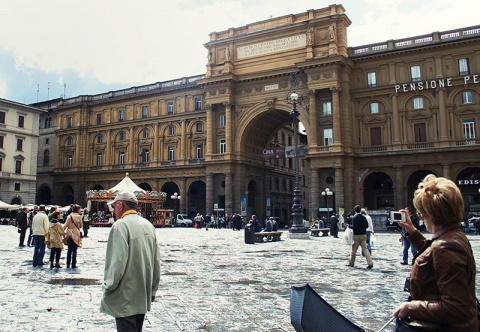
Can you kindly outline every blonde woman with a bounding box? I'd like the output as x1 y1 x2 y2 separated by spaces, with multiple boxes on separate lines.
393 175 477 331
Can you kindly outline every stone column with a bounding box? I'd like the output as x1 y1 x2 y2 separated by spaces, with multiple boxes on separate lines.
225 103 232 155
308 90 318 148
153 123 159 161
331 87 342 146
395 167 404 209
128 128 135 164
206 173 214 215
180 120 186 160
334 167 345 213
206 105 214 157
442 164 451 179
310 169 319 220
180 177 186 214
105 131 111 165
438 88 449 142
391 94 401 145
225 173 233 216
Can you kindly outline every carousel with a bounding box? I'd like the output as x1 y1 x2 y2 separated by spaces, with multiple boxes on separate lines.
86 173 168 226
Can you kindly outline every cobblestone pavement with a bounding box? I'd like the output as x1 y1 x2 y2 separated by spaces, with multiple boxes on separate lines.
1 225 479 332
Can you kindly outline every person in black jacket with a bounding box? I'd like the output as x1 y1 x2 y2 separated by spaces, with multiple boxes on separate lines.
400 207 420 265
16 207 29 247
346 205 373 269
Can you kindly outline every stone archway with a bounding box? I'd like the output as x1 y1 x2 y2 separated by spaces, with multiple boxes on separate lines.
363 172 394 210
188 180 206 217
161 182 181 211
406 170 437 208
60 185 75 206
36 185 52 205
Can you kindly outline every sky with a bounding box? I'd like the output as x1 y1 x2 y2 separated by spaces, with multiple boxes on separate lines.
1 0 479 105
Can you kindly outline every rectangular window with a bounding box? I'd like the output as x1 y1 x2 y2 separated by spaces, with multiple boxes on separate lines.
96 153 102 166
168 146 175 161
196 144 204 159
140 149 149 163
0 112 5 124
169 126 175 136
322 102 332 115
143 129 149 138
459 58 469 76
16 138 23 151
119 110 124 122
370 127 382 146
67 116 72 128
414 123 427 142
45 138 49 144
0 136 3 148
96 114 102 125
14 183 20 191
67 155 72 168
142 106 148 118
219 115 226 127
323 128 333 146
167 101 174 114
367 72 376 88
462 91 473 104
119 131 125 141
97 135 103 144
410 65 421 82
463 119 476 139
413 97 424 109
370 102 379 114
196 122 203 132
18 115 25 128
119 151 125 165
195 97 202 111
219 139 226 154
15 160 22 174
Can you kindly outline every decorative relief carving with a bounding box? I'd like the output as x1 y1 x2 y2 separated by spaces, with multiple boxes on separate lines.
323 71 333 78
266 97 277 110
210 90 217 96
279 81 288 89
219 88 226 94
254 86 263 92
244 87 252 93
311 73 320 81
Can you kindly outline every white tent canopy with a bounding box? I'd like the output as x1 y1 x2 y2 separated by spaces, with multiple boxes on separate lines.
0 200 20 210
108 173 146 193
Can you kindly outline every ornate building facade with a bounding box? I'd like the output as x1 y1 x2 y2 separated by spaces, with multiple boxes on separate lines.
34 5 480 222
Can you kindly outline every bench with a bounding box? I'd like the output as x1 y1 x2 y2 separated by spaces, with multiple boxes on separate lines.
310 228 330 237
254 231 282 243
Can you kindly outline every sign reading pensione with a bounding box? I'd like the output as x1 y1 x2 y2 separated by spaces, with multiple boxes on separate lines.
237 34 306 60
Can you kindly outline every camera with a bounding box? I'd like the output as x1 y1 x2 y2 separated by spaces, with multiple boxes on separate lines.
391 211 406 223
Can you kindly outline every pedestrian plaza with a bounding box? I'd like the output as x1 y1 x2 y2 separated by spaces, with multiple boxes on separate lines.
1 225 479 331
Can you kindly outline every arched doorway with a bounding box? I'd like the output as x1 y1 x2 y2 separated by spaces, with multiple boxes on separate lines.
456 167 480 218
363 172 394 210
188 181 206 217
161 182 181 211
406 170 437 208
36 185 52 205
138 182 153 191
60 185 75 206
11 196 23 205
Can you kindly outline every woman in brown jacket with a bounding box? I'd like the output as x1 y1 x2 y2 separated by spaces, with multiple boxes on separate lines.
394 175 478 331
48 211 64 268
63 204 83 269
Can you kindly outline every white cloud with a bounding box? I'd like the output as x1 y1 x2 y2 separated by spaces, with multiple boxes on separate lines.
1 0 479 103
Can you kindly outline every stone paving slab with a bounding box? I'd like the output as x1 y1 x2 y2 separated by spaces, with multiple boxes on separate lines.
1 225 479 332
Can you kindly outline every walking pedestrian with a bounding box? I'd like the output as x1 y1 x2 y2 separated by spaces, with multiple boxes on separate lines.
82 208 90 237
400 207 420 265
32 205 49 267
63 204 83 269
27 205 38 246
361 208 374 254
16 207 28 247
48 211 65 268
346 205 373 269
100 190 161 332
330 213 339 238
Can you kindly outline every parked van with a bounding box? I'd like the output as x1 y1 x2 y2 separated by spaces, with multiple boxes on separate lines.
176 214 193 227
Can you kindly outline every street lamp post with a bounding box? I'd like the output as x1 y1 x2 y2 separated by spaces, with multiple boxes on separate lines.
171 192 181 225
288 90 307 234
322 188 334 224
